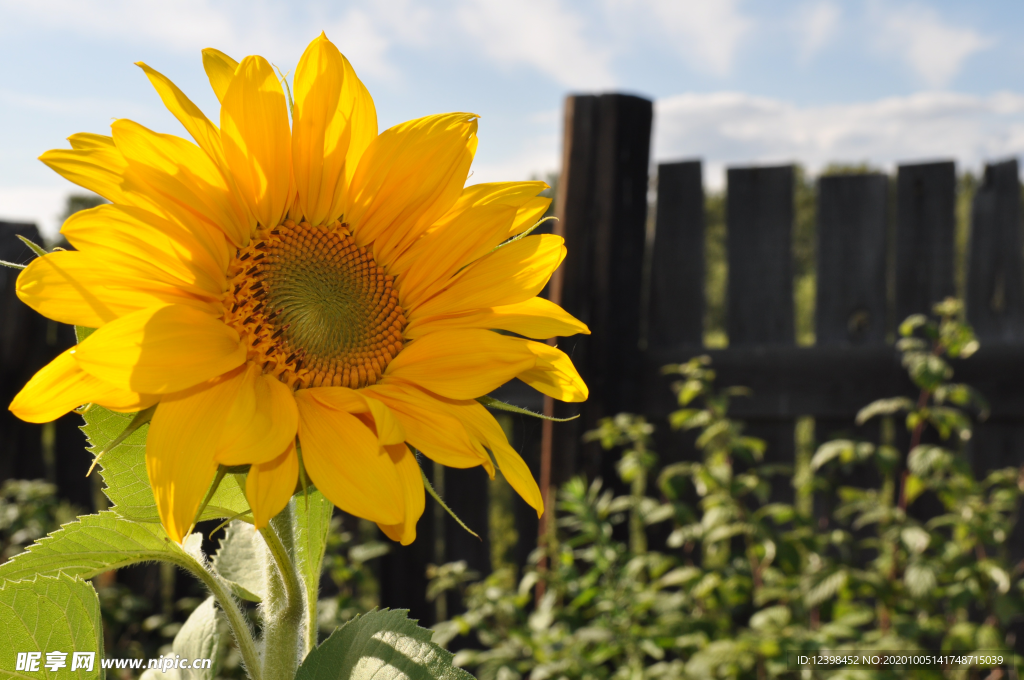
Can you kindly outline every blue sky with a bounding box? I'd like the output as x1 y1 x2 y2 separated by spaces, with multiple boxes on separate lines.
1 0 1022 235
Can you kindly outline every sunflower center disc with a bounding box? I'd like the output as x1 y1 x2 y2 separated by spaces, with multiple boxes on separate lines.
223 219 406 389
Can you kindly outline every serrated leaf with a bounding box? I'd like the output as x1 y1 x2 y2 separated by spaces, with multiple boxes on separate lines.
295 490 334 618
0 511 196 582
172 597 221 680
211 522 264 603
295 609 473 680
83 405 249 522
0 574 103 680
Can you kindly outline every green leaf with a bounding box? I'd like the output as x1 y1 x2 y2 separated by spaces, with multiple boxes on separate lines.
74 326 96 343
295 609 474 680
0 511 198 582
172 596 222 680
295 490 334 617
0 573 103 680
855 397 915 425
211 521 264 603
83 405 249 522
0 259 27 270
904 562 937 598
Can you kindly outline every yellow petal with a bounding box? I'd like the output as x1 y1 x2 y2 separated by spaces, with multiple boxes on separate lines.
147 378 233 542
9 348 156 423
410 234 566 321
72 304 245 394
396 203 516 309
62 203 226 298
292 33 377 226
202 48 239 103
247 443 299 529
305 386 405 445
16 250 220 328
362 381 492 472
295 390 404 525
39 135 134 206
406 297 590 341
440 399 543 516
216 363 299 466
376 444 425 545
389 181 548 277
135 62 228 170
384 329 536 400
113 119 252 247
518 341 589 403
220 55 293 230
345 113 477 264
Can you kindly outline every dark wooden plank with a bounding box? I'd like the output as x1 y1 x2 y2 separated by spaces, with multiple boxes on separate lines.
726 165 795 345
967 159 1024 342
642 344 1024 422
647 160 705 350
725 166 796 499
0 222 50 484
816 174 890 346
814 174 891 501
895 161 956 321
546 93 653 485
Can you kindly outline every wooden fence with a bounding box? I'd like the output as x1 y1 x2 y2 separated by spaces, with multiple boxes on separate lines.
2 92 1024 628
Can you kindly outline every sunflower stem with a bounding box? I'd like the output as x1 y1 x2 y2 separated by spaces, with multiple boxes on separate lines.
259 502 305 680
188 556 262 680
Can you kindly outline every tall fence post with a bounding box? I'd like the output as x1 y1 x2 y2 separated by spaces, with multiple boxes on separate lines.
725 165 796 499
547 93 653 486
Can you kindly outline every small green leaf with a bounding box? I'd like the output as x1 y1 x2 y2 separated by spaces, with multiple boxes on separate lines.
903 474 926 506
0 259 27 270
0 511 197 582
0 573 103 680
295 609 474 680
75 326 96 343
211 521 264 603
172 596 222 680
855 397 915 425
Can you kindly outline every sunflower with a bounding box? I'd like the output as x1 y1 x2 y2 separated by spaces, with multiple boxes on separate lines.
9 33 588 545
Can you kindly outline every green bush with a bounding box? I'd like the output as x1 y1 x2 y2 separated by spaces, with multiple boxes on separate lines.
431 300 1023 679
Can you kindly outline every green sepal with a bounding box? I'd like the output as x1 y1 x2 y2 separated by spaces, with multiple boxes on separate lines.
0 258 26 270
16 234 48 258
477 395 579 422
294 608 474 680
421 469 480 540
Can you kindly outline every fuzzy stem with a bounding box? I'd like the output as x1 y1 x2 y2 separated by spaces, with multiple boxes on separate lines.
188 559 262 680
259 502 305 680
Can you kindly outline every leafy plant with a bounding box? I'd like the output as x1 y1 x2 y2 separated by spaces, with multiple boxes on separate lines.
431 300 1022 679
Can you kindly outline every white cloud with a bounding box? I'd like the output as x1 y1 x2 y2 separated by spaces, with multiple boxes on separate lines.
871 2 993 88
0 0 401 79
654 90 1024 189
795 1 840 62
607 0 752 77
456 0 615 89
